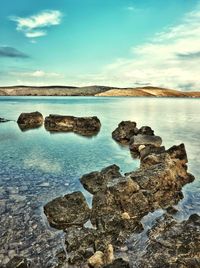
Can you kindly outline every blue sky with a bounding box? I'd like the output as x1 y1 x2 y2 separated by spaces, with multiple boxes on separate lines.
0 0 199 90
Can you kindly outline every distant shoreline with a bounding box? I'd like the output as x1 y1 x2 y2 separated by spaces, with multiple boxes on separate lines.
0 85 200 98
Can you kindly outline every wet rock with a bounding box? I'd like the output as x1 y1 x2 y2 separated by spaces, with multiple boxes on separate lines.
17 111 43 131
44 191 91 229
80 165 121 194
112 121 138 144
138 126 154 136
139 145 165 159
44 114 101 136
0 117 10 123
6 256 30 268
129 134 162 153
103 258 130 268
139 214 200 268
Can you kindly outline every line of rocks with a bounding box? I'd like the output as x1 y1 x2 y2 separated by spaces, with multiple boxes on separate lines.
41 121 198 267
16 112 101 136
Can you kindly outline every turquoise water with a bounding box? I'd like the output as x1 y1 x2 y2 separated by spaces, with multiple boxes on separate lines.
0 97 200 267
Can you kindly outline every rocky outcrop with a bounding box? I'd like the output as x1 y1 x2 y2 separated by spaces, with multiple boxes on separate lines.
112 121 138 144
44 114 101 136
44 191 90 229
139 214 200 268
44 137 195 266
17 111 43 131
112 121 163 157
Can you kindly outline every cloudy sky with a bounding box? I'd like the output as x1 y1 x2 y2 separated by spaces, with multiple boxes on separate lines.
0 0 199 90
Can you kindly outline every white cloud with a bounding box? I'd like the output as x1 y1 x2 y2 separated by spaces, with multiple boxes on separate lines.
10 10 62 39
126 6 136 11
80 3 200 91
11 70 62 78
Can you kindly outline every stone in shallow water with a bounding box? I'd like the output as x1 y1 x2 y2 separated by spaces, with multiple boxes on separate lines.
44 114 101 136
44 191 91 229
112 121 138 144
17 111 43 131
129 134 162 152
80 164 121 194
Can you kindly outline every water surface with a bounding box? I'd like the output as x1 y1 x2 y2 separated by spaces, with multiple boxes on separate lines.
0 97 199 267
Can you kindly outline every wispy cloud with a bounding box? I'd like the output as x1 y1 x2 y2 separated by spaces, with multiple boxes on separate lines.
10 10 63 39
11 70 62 78
85 3 200 91
0 46 29 58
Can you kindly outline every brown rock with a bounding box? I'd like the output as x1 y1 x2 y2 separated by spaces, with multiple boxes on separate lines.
17 111 43 131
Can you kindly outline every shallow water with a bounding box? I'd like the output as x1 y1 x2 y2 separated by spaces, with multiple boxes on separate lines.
0 97 199 267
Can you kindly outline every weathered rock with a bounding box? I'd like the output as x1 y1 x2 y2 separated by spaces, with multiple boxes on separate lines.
139 214 200 268
44 114 101 136
138 126 154 136
80 165 122 194
129 134 162 153
17 111 43 131
44 191 90 229
6 256 30 268
103 258 130 268
112 121 138 144
139 145 165 159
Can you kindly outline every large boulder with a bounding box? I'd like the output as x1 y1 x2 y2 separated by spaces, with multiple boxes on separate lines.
137 126 154 136
44 114 101 136
17 111 43 131
112 121 138 144
80 165 122 194
44 191 90 229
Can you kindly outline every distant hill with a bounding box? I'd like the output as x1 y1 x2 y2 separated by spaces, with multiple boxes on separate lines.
0 85 199 97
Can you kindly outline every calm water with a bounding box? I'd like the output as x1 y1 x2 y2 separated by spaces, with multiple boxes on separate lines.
0 97 200 267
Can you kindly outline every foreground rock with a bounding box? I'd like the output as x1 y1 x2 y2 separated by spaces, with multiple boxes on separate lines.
44 114 101 136
44 138 195 266
139 214 200 268
17 111 43 131
44 191 90 229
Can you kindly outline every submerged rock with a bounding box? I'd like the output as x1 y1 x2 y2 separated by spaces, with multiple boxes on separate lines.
44 114 101 136
112 121 138 144
139 214 200 268
17 111 43 131
44 191 90 229
0 117 11 123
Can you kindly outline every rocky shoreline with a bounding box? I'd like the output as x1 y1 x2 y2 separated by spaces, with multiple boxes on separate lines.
1 114 199 267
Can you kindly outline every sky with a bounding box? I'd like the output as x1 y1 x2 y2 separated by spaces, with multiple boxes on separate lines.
0 0 200 90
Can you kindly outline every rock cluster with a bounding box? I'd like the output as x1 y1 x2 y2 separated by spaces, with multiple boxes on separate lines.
45 114 101 136
44 132 195 267
112 121 163 157
17 111 43 131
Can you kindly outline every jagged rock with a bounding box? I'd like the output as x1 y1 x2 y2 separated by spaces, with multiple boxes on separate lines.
44 191 90 229
139 145 165 159
103 258 130 268
17 111 43 131
80 165 122 194
139 214 200 268
112 121 138 144
6 256 30 268
44 114 101 136
138 126 154 136
129 134 162 153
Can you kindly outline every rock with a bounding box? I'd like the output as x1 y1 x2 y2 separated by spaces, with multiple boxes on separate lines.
129 134 162 153
112 121 138 144
80 165 121 194
88 251 104 268
44 114 101 136
17 111 43 131
121 212 131 220
6 256 30 268
44 191 91 229
0 117 10 123
139 214 200 268
103 258 130 268
139 145 166 159
138 126 154 136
